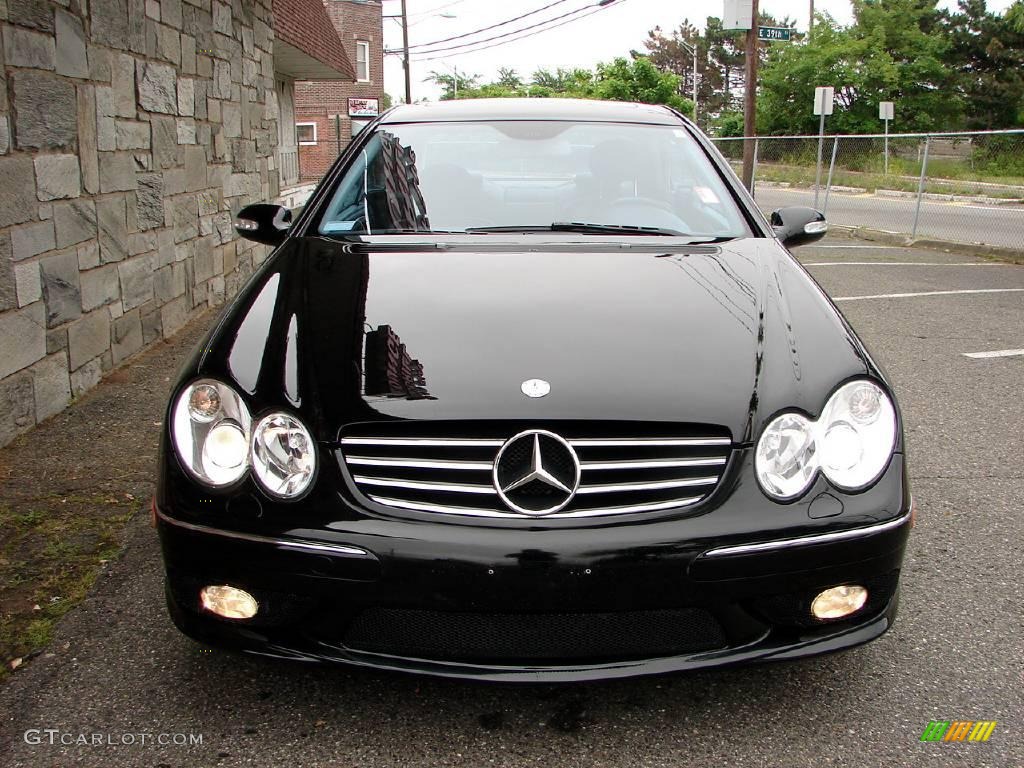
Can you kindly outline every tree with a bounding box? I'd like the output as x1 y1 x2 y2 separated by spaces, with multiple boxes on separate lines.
592 57 693 115
643 15 799 127
758 1 955 134
530 67 593 92
1008 0 1024 31
452 58 692 116
424 70 480 100
713 111 745 137
496 67 523 89
940 0 1024 129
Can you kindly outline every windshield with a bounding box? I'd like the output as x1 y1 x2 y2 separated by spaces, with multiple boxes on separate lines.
316 120 747 238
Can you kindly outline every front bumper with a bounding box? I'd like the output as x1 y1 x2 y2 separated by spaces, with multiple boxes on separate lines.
156 469 912 681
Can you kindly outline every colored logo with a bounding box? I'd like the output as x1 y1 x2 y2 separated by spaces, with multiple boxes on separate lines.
920 721 997 742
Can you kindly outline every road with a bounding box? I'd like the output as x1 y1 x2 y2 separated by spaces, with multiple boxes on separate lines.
1 238 1022 767
756 186 1024 251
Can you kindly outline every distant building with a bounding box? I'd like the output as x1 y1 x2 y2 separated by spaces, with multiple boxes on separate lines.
293 0 385 181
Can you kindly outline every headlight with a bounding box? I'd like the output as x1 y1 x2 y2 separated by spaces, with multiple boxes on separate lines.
818 380 897 490
756 380 897 500
755 412 818 499
251 413 316 498
172 380 251 486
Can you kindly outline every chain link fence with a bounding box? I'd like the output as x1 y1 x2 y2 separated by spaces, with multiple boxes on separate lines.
713 129 1024 253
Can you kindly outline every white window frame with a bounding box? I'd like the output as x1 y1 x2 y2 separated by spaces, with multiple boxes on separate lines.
295 122 317 145
356 40 370 82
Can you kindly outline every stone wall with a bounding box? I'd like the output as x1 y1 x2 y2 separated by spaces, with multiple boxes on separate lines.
0 0 279 446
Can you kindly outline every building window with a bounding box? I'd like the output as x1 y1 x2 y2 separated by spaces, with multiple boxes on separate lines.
356 41 370 82
296 122 317 145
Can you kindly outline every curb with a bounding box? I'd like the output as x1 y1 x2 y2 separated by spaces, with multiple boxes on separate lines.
874 188 1023 206
831 225 1024 264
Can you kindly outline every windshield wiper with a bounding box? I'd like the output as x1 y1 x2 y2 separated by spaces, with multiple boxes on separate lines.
465 222 729 239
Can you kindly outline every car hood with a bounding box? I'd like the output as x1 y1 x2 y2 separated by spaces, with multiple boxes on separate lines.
194 236 873 443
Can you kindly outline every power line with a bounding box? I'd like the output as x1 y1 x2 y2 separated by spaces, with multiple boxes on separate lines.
410 2 619 61
403 2 608 57
404 0 574 50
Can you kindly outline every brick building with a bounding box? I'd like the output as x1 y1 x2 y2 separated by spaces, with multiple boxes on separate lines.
294 0 384 181
0 0 355 446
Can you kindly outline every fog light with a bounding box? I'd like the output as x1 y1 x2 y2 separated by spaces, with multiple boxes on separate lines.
200 585 258 619
811 585 868 620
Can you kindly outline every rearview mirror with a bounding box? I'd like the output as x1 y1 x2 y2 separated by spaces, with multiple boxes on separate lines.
770 206 827 248
234 203 293 247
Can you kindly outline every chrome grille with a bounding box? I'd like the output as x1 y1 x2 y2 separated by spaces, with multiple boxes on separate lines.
338 425 732 519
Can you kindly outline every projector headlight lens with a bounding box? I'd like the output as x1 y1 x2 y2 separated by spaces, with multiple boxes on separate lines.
172 380 251 487
756 380 897 500
251 412 316 498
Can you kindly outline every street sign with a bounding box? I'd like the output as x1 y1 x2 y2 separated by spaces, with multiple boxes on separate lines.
758 26 792 41
813 86 834 116
879 101 894 174
723 0 753 30
813 86 835 208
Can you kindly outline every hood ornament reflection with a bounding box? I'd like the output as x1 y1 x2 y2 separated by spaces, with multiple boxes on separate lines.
521 379 551 398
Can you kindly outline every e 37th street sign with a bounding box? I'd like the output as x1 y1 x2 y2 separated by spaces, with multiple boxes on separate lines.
758 26 792 41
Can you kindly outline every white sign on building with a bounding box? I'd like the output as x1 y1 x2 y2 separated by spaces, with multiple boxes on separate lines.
348 98 380 118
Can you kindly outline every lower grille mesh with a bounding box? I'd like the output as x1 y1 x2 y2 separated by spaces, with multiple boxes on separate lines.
342 607 727 662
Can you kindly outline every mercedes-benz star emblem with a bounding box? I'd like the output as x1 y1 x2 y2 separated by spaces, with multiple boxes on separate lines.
521 379 551 398
493 430 581 515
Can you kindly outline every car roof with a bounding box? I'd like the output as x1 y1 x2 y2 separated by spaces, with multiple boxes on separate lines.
379 98 681 125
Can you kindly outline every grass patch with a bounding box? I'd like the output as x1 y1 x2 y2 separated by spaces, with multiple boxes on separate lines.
0 495 137 681
752 162 1024 199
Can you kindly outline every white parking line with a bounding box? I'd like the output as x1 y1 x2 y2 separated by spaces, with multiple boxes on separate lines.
812 245 890 249
833 288 1024 301
962 349 1024 359
805 261 998 267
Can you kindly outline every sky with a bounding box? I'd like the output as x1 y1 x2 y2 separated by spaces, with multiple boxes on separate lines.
381 0 1016 102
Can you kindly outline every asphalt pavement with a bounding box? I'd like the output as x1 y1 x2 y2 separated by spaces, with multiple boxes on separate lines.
1 237 1022 767
757 186 1024 251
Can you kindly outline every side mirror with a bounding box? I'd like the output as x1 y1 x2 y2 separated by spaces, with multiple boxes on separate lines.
234 204 293 247
770 206 827 248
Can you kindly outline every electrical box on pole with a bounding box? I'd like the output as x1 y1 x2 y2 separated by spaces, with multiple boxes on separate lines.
723 0 754 30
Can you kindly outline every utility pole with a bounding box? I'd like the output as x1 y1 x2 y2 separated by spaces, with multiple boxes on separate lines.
681 40 699 124
741 0 759 190
401 0 411 104
809 0 814 35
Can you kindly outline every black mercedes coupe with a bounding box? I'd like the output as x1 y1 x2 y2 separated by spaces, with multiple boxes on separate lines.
155 99 912 681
